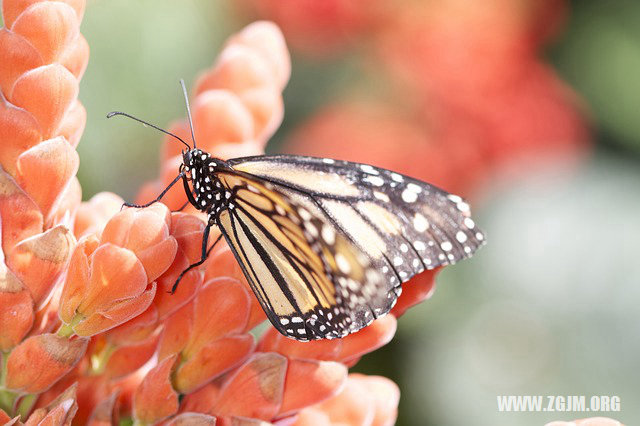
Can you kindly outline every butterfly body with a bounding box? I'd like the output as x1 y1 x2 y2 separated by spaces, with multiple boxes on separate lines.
110 81 485 342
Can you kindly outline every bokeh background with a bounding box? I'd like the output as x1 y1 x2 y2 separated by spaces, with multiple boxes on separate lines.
54 0 640 424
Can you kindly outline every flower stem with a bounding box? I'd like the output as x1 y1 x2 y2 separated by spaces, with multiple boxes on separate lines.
0 389 18 417
16 393 36 419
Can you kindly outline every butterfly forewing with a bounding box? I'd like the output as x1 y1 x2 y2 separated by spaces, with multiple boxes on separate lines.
215 172 391 340
228 155 485 288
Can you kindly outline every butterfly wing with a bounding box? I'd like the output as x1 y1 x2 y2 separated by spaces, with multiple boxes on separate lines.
228 155 485 291
215 172 391 341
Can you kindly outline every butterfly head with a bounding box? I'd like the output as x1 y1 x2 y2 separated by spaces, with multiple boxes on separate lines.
181 148 212 178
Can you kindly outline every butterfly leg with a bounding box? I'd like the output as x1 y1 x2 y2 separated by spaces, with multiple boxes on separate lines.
170 223 223 294
173 201 190 212
123 172 184 209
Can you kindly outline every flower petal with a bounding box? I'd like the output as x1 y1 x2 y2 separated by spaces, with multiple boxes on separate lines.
2 0 84 28
257 328 342 361
136 236 178 283
24 383 78 426
226 21 291 91
154 254 203 320
391 269 438 317
77 244 148 317
10 64 78 139
11 1 79 63
5 334 87 393
205 245 265 330
175 334 255 394
0 29 44 98
0 266 34 350
309 375 374 426
353 374 400 426
60 33 89 80
58 234 98 323
0 89 42 175
0 167 43 252
213 353 287 420
86 391 119 426
158 300 193 360
166 413 217 426
279 359 347 417
8 224 75 307
239 86 283 143
74 282 156 336
338 315 397 365
57 98 86 147
74 192 124 239
192 90 255 148
180 383 222 415
15 136 80 218
106 304 159 345
104 331 161 380
183 278 251 356
133 355 179 424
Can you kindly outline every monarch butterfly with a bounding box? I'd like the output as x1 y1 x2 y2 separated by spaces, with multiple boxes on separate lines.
108 81 485 341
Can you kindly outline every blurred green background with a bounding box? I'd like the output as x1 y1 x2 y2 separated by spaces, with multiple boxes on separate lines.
75 0 639 424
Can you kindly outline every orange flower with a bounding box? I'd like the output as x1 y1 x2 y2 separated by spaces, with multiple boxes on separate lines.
58 203 177 336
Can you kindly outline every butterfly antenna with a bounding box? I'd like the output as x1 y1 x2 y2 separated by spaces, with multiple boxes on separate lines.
106 111 191 150
180 79 197 149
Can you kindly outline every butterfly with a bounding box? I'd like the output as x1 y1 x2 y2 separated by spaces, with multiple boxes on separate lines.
108 81 485 341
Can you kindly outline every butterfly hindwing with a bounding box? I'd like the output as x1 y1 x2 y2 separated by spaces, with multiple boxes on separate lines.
215 172 391 341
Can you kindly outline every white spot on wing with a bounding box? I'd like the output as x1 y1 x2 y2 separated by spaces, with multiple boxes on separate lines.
413 213 429 232
407 183 422 193
298 208 312 221
402 189 418 203
373 191 390 202
391 173 403 183
335 253 351 274
360 164 379 175
321 224 335 245
364 175 385 186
